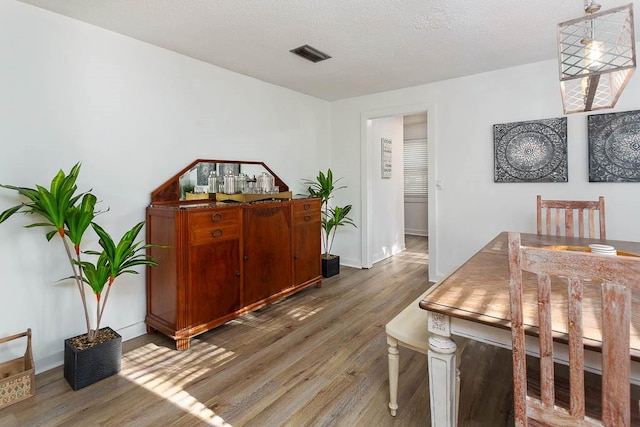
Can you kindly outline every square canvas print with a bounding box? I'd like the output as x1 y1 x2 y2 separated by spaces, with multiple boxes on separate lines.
588 110 640 182
493 117 568 183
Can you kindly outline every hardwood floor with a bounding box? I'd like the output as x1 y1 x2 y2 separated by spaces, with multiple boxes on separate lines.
1 235 516 426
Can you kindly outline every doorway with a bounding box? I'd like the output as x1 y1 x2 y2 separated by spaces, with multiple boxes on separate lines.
360 102 436 281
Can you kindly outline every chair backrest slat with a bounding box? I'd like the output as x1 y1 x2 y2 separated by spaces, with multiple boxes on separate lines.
601 282 630 425
565 209 574 237
567 277 585 418
537 274 555 407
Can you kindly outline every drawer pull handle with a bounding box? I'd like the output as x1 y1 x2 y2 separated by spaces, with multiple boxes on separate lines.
235 271 241 277
211 229 223 238
304 215 311 222
211 213 224 222
304 203 311 210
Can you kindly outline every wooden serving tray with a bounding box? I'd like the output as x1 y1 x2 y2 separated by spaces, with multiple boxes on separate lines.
215 191 293 203
544 245 640 258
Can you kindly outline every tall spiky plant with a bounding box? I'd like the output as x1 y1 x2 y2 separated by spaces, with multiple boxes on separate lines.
78 221 156 341
0 163 156 343
303 169 356 258
324 204 356 257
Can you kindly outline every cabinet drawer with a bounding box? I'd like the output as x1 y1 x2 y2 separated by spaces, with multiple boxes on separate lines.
189 209 240 228
294 211 320 226
190 223 240 245
293 199 321 214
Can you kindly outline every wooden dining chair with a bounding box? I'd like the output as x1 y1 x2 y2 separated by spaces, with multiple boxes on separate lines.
536 195 606 239
507 232 640 426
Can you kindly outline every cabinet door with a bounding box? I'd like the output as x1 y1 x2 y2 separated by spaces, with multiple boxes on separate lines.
243 204 292 305
293 200 321 286
187 208 241 327
146 207 179 329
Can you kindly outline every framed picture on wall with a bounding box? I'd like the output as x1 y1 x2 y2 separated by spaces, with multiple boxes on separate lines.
381 138 392 178
493 117 568 183
588 109 640 182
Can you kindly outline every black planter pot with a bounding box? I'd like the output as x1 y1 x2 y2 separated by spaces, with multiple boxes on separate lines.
64 327 122 391
322 255 340 278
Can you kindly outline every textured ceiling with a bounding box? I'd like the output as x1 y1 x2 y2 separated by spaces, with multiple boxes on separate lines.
16 0 640 100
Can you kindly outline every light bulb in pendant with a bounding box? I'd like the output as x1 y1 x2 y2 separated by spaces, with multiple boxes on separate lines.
585 40 603 69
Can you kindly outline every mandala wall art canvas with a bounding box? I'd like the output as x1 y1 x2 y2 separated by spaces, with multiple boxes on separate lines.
493 117 568 183
588 110 640 182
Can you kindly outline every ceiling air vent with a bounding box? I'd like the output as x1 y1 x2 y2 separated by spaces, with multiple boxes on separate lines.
290 45 331 63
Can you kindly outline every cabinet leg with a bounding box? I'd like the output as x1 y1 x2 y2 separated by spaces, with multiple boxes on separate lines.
176 338 191 351
316 281 323 288
146 325 155 334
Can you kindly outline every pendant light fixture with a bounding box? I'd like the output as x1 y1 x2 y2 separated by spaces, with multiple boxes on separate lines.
557 1 636 114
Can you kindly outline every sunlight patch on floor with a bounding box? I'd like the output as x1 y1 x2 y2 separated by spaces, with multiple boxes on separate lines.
227 298 324 328
287 305 324 321
120 340 235 426
395 249 428 265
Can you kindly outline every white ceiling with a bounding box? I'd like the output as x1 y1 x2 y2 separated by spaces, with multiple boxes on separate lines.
16 0 640 101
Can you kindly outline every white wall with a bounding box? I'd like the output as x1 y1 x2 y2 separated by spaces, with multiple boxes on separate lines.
370 116 404 263
331 60 640 282
0 1 331 371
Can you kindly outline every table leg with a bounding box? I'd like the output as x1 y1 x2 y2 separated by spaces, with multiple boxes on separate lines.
387 335 399 416
427 312 458 427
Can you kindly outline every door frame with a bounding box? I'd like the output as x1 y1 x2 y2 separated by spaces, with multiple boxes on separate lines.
360 101 437 281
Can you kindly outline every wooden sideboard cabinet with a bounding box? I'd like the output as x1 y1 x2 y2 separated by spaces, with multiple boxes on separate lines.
145 159 322 350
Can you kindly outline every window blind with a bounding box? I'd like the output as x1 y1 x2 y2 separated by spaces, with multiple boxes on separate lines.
404 138 428 198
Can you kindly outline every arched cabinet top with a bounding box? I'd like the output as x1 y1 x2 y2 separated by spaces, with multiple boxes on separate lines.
150 159 290 205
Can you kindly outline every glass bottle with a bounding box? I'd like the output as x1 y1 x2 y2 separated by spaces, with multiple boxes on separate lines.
259 172 274 193
256 173 265 193
237 173 247 193
248 175 257 193
208 171 217 194
223 171 236 194
216 174 224 193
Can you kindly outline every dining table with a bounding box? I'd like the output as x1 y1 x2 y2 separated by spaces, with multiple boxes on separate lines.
419 231 640 427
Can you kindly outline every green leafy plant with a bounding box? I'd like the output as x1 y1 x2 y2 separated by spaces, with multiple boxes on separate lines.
0 163 156 343
180 181 195 198
303 169 356 258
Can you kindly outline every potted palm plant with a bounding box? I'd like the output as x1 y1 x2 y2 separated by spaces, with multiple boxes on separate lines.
0 163 157 390
304 169 356 277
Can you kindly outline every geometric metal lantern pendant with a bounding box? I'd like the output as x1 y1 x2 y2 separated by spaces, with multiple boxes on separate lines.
558 2 636 114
